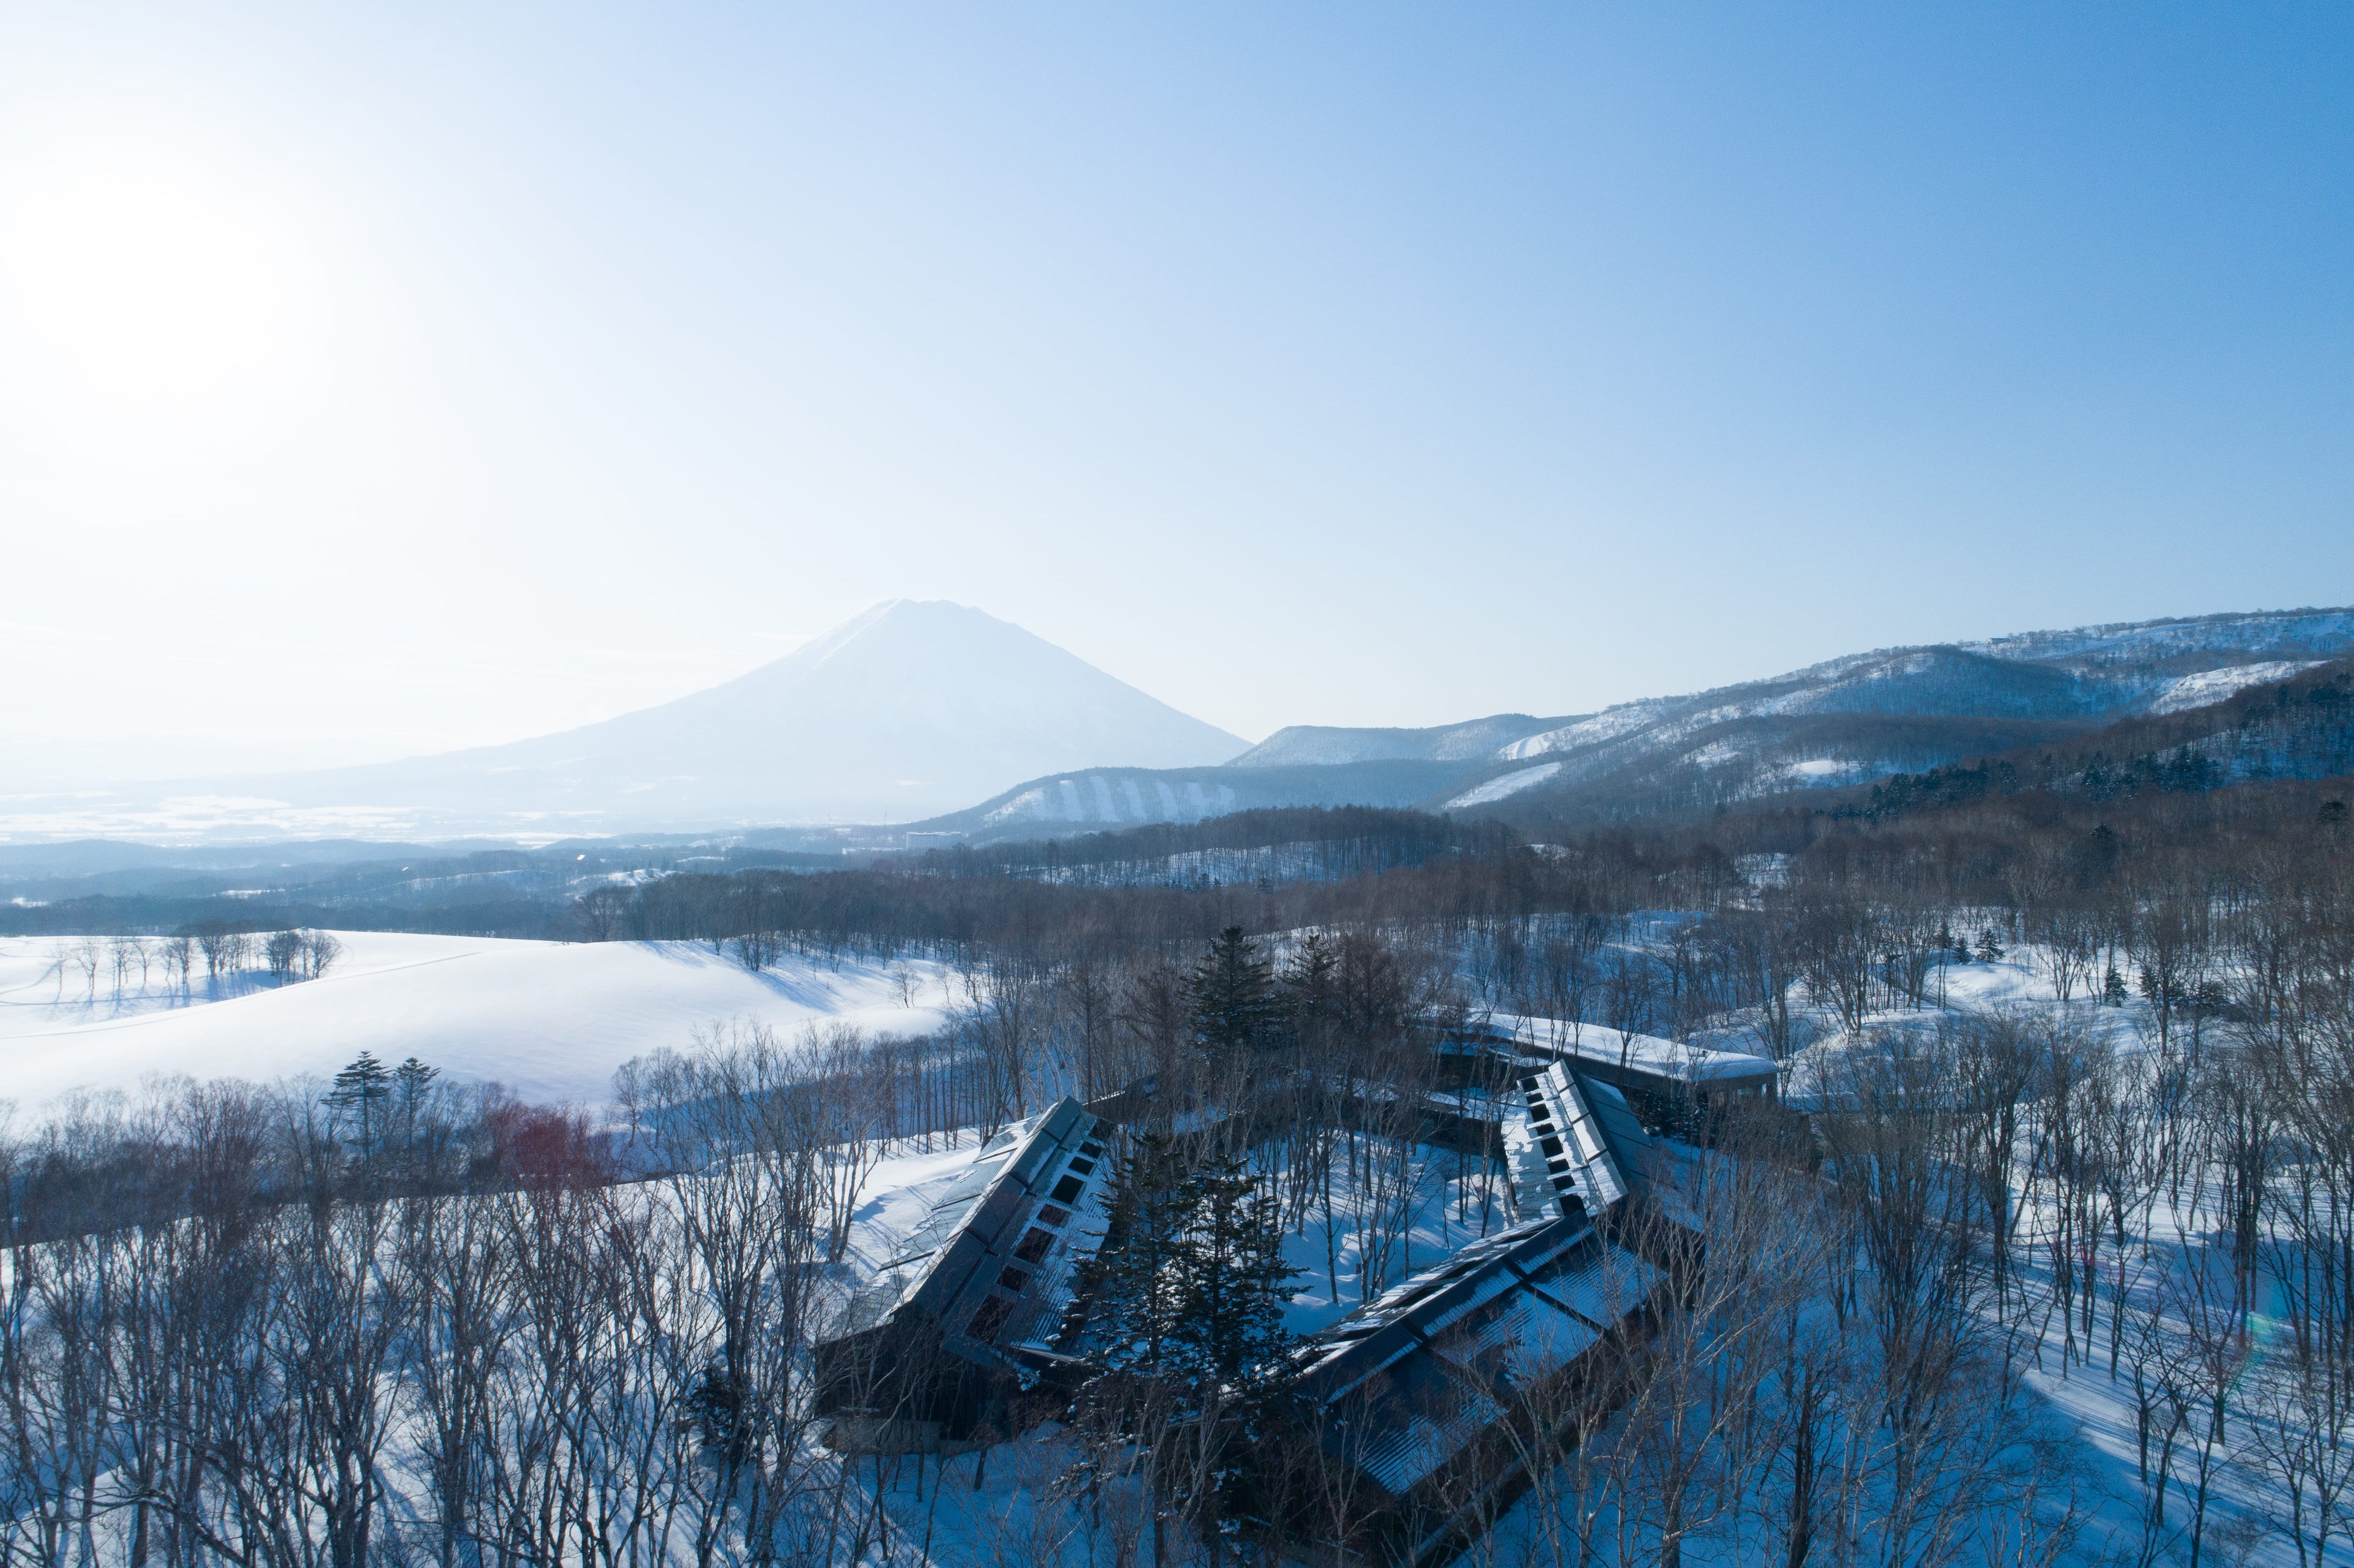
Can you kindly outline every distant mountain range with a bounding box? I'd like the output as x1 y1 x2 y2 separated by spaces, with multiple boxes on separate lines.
907 607 2354 842
1426 607 2354 824
7 603 2351 847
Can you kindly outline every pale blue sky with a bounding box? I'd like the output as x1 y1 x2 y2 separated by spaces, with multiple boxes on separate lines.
2 4 2347 762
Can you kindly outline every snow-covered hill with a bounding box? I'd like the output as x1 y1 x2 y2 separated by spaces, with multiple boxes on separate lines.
1497 612 2354 768
1229 713 1577 768
0 932 954 1109
897 758 1473 843
0 601 1248 843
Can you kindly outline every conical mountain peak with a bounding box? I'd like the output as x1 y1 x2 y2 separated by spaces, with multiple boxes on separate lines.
156 602 1248 835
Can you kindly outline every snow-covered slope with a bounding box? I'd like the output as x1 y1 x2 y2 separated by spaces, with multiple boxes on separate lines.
899 758 1475 843
0 932 953 1109
0 602 1248 843
2144 659 2324 713
1502 609 2354 766
1230 713 1578 768
1442 761 1562 808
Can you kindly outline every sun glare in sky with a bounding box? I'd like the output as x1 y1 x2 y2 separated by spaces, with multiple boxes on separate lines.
1 129 334 422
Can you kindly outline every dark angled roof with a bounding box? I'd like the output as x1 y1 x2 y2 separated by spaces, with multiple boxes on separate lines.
1291 1215 1665 1499
1286 1060 1692 1546
825 1098 1116 1375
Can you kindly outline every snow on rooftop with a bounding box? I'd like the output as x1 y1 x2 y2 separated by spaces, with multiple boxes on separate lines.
1504 1062 1630 1220
1296 1216 1665 1497
1487 1012 1779 1085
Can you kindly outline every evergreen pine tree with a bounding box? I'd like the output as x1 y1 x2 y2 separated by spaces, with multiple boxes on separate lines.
1172 1153 1303 1556
1281 932 1338 1046
327 1051 394 1161
394 1056 440 1161
1082 1134 1200 1381
1176 1153 1303 1392
1077 1139 1302 1561
1070 1133 1202 1568
1187 926 1282 1057
2103 965 2129 1007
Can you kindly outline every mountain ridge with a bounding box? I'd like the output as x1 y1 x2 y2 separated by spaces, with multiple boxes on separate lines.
905 606 2354 844
1435 606 2354 825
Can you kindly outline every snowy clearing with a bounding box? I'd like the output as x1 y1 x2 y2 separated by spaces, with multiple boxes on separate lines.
0 932 954 1109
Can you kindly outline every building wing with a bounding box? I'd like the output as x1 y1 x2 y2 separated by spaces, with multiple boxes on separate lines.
826 1097 1118 1379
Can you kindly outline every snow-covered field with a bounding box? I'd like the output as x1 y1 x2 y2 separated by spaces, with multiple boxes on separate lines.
0 932 954 1109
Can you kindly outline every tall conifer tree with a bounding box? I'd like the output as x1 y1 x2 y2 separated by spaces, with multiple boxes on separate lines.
1188 926 1284 1057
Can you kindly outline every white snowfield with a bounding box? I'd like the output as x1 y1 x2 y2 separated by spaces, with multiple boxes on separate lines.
1443 761 1563 809
2146 659 2323 714
0 933 954 1111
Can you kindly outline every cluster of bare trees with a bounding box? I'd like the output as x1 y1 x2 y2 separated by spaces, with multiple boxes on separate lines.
1531 965 2348 1566
550 819 2354 1561
1432 824 2354 1564
0 912 1509 1568
8 945 2351 1566
555 771 2346 1085
0 1025 936 1568
571 826 1601 972
50 929 342 1004
1286 961 2341 1568
55 937 193 1004
1413 1085 2094 1568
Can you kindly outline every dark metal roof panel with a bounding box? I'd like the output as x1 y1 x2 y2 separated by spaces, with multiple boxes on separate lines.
1293 1195 1677 1497
823 1098 1117 1367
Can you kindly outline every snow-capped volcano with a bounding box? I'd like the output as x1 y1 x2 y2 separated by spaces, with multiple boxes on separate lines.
302 599 1249 828
3 602 1248 840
